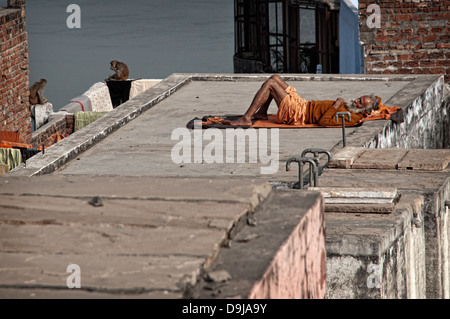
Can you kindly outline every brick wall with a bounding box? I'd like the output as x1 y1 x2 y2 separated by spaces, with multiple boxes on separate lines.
359 0 450 82
30 115 74 148
0 0 31 143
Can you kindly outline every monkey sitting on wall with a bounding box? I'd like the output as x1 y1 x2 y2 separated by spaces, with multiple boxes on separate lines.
106 60 129 81
29 78 48 105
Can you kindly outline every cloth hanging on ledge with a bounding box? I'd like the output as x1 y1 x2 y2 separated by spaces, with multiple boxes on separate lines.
106 80 132 108
0 148 22 171
74 111 109 132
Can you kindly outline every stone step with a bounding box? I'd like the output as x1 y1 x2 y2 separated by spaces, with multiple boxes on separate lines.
323 202 396 213
309 187 397 204
329 147 450 171
351 149 408 170
397 149 450 171
328 146 365 169
309 187 398 213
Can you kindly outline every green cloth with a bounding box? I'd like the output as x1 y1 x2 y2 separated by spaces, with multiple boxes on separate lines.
0 148 22 171
74 111 108 132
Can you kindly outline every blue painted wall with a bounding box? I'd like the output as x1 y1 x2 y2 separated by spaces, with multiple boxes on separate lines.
339 0 363 74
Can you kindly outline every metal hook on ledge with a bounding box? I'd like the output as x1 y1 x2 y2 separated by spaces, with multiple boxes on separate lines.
301 148 332 177
286 157 319 190
335 111 351 147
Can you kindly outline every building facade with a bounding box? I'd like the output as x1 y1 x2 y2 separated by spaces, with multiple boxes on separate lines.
234 0 340 74
234 0 449 82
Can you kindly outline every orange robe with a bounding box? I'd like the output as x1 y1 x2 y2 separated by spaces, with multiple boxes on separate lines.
276 86 364 127
275 86 309 125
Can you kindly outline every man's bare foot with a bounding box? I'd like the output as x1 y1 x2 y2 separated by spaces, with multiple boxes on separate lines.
229 116 252 126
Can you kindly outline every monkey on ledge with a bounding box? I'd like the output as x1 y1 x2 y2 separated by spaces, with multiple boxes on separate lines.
29 78 48 105
105 60 129 81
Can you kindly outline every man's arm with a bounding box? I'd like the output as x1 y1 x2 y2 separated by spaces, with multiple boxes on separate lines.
317 99 363 127
332 97 345 109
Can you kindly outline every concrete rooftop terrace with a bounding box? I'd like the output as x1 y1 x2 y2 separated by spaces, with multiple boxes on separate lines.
2 73 448 299
9 73 436 180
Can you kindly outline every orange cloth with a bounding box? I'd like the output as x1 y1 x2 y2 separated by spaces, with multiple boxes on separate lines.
254 115 322 128
201 117 232 126
275 86 309 125
0 140 45 151
0 140 33 148
52 133 65 143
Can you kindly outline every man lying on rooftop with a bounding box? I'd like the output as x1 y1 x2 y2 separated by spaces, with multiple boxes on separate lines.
230 75 380 127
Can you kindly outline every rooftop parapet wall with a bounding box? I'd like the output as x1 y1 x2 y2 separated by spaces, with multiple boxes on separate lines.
26 79 161 150
349 75 449 149
198 190 326 299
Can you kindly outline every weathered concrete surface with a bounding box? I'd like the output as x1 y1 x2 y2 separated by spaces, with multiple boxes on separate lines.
9 74 192 177
9 73 432 179
31 102 53 131
397 149 450 171
320 157 450 299
0 175 272 298
0 175 328 299
50 76 406 180
3 73 449 299
362 75 448 149
324 194 425 299
328 146 365 169
351 149 408 170
309 187 397 204
199 191 326 299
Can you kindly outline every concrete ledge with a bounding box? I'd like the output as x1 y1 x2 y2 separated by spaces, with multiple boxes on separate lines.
319 167 450 298
30 113 67 141
360 75 446 148
198 190 326 299
31 102 53 131
0 175 272 298
325 193 425 298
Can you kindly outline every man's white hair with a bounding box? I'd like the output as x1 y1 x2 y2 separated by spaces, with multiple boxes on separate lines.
345 94 380 114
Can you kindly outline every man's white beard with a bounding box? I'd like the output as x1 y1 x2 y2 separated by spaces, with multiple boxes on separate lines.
345 99 375 114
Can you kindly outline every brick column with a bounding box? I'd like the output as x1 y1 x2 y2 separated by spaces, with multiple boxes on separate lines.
0 0 31 143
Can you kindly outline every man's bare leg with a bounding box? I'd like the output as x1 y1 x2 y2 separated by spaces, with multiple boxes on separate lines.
253 75 289 120
230 75 288 126
253 97 272 120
